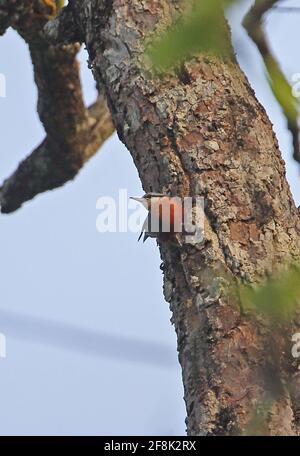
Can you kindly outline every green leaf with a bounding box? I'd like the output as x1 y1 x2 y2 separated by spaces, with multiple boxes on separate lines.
146 0 237 72
240 266 300 322
265 56 299 126
55 0 64 9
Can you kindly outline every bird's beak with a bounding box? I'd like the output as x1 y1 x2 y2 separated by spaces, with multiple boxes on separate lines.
130 197 145 203
130 197 148 208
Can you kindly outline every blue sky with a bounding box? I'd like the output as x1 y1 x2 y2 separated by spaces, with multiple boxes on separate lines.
0 0 299 435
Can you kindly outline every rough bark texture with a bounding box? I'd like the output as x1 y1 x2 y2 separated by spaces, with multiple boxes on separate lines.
3 0 300 435
66 0 300 435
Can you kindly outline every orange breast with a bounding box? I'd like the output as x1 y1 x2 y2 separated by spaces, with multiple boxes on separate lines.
150 197 183 233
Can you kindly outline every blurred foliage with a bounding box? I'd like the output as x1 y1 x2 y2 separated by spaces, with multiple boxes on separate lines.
145 0 300 162
243 0 300 163
265 56 299 127
239 266 300 322
146 0 237 72
244 394 274 436
239 265 300 433
55 0 64 9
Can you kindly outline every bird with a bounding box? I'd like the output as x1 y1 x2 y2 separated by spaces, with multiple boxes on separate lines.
130 193 184 242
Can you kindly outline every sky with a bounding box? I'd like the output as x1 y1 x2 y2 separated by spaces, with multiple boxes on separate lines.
0 0 299 436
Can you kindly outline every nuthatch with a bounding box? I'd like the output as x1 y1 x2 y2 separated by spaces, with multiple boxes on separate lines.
130 193 184 242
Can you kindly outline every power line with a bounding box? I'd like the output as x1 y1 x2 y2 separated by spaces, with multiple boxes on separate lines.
0 309 178 369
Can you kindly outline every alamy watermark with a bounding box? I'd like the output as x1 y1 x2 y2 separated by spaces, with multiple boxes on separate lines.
292 74 300 99
292 333 300 369
96 189 205 243
0 73 6 98
0 333 6 359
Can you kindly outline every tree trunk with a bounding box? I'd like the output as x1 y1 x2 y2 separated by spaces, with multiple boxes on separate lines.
67 0 300 435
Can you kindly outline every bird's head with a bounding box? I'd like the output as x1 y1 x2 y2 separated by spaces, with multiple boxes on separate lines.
130 193 166 210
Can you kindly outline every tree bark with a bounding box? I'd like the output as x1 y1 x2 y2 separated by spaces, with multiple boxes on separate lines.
5 0 300 435
67 0 300 435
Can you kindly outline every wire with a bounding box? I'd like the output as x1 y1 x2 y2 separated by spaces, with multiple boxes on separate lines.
0 309 177 369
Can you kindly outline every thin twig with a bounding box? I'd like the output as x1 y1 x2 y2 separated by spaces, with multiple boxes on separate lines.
243 0 300 165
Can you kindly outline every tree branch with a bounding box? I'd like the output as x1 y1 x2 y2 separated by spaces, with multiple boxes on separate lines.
0 0 114 213
69 0 300 435
0 6 12 36
44 4 82 44
243 0 300 164
3 0 300 435
0 95 113 213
